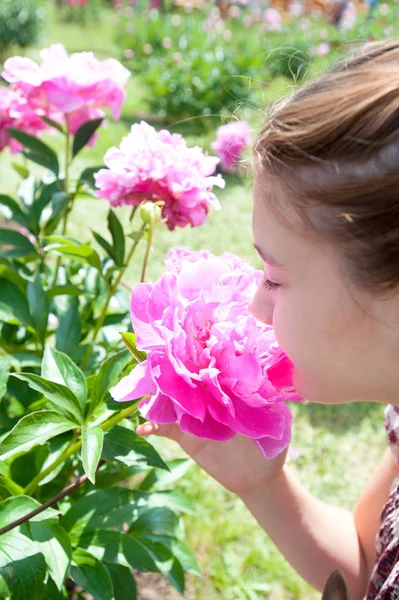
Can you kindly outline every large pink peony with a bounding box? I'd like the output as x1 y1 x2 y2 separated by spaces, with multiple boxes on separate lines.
0 88 48 154
111 248 302 459
2 44 130 134
211 120 252 172
94 122 225 230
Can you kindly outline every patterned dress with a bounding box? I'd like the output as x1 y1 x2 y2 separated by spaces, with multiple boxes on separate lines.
364 404 399 599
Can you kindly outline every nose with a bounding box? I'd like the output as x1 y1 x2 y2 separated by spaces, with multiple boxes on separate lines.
249 286 274 326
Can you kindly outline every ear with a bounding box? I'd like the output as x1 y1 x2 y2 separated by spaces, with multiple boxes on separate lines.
321 569 350 600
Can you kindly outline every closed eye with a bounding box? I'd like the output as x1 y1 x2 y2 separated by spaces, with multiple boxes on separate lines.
263 278 280 291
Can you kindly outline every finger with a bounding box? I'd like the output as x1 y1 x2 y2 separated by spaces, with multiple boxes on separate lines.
135 421 182 441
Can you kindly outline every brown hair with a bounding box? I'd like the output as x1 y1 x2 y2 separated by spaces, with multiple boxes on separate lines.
254 40 399 292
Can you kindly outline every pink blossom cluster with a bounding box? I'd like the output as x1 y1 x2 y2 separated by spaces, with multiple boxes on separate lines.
95 121 225 230
66 0 87 5
111 248 302 459
1 44 130 151
0 88 48 154
211 120 251 172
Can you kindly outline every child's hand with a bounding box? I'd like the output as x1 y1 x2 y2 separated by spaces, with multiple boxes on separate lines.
136 421 288 497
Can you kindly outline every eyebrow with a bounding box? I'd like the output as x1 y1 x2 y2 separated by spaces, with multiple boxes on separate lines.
252 243 283 267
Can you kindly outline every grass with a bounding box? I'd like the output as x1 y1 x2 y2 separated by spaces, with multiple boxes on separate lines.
0 6 389 598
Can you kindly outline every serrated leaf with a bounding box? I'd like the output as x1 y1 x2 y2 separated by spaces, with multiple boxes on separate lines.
30 521 71 590
72 118 104 159
108 210 125 266
90 351 132 415
0 228 37 259
102 425 168 471
27 274 49 339
71 548 114 600
120 332 147 363
0 278 34 327
12 373 83 424
8 128 59 176
106 563 137 600
82 426 104 484
0 194 30 228
0 530 46 598
42 346 87 412
0 410 76 460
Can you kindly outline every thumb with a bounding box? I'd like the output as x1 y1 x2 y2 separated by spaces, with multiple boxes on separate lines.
135 420 182 442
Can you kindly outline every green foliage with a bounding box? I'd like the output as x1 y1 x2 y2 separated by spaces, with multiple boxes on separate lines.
0 103 196 599
0 0 44 55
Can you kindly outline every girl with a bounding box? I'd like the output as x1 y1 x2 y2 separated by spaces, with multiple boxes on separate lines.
137 40 399 599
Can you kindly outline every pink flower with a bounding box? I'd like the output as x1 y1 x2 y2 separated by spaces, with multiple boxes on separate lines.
95 121 225 230
211 120 251 172
0 87 48 154
2 44 130 129
263 8 282 30
313 42 330 56
111 249 302 459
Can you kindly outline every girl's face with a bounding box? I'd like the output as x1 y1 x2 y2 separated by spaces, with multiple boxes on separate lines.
250 172 399 406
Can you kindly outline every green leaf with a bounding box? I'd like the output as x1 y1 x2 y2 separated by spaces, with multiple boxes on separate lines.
27 274 49 339
0 228 37 259
144 534 200 576
0 356 12 401
43 191 69 235
38 432 73 486
90 351 132 415
82 426 104 484
132 534 185 594
12 373 83 424
108 210 125 266
139 458 193 492
42 346 87 413
106 563 137 600
7 128 59 176
0 279 34 327
102 425 169 471
78 165 103 189
0 531 46 598
129 507 179 537
78 530 159 572
72 118 104 159
120 332 147 363
0 476 25 498
71 548 114 600
47 285 85 299
0 496 59 528
0 410 76 460
30 521 71 590
92 230 114 260
41 116 65 134
12 163 30 180
0 194 30 229
48 243 102 271
55 303 81 356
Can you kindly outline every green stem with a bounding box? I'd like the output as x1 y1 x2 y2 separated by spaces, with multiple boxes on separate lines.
52 115 71 286
140 221 154 283
24 404 140 495
81 224 146 372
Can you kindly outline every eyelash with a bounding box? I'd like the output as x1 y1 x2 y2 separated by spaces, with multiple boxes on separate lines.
263 278 280 291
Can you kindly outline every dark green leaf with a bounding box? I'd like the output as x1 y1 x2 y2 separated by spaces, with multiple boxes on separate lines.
103 425 168 471
12 373 83 424
78 166 103 189
0 496 59 529
120 332 147 363
8 128 59 176
92 230 114 260
129 507 178 537
43 192 69 235
30 521 71 590
47 285 85 299
55 303 81 356
132 534 185 594
82 426 104 484
48 243 102 271
44 578 68 599
10 445 50 488
42 346 87 412
108 210 125 266
0 531 46 599
72 118 104 159
29 181 58 233
90 351 132 415
71 548 114 600
27 274 49 339
144 534 200 576
0 356 12 401
38 432 73 486
41 116 65 134
0 228 37 259
139 459 193 492
0 279 34 327
106 563 137 600
0 410 76 460
0 194 30 228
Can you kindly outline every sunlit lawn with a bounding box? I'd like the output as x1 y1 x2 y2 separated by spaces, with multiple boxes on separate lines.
0 6 388 598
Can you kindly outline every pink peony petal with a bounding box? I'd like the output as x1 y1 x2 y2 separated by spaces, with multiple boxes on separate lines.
110 360 155 402
139 392 177 424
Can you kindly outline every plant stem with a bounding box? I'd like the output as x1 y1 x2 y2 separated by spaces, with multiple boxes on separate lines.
81 224 146 371
24 403 140 495
52 115 71 286
140 221 154 283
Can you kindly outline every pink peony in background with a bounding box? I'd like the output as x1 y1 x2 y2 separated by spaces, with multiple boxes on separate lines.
2 44 130 138
0 88 48 154
95 121 225 230
111 248 302 459
211 120 251 172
